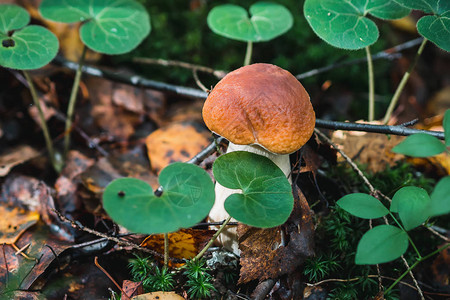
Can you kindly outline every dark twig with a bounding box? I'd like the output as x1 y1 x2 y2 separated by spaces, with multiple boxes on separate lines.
296 38 423 80
95 256 129 299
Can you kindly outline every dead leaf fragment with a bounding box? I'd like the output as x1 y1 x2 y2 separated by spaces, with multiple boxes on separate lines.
132 291 184 300
146 122 211 173
140 228 215 267
0 145 40 177
0 206 39 244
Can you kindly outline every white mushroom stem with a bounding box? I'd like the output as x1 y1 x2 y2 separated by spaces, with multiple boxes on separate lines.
209 142 292 255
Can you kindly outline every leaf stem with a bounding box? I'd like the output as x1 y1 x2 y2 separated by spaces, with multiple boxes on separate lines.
23 71 59 172
164 233 169 268
365 46 375 121
384 242 449 295
193 216 232 261
64 45 87 159
382 38 428 124
388 212 422 259
244 41 253 66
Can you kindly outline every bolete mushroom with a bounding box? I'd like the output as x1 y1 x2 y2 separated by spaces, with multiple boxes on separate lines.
202 63 315 254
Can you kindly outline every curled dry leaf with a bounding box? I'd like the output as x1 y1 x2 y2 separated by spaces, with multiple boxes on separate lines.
238 185 314 284
0 145 39 177
145 122 211 174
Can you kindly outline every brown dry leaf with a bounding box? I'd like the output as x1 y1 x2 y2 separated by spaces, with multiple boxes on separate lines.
146 122 211 174
132 292 184 300
331 123 404 173
88 77 143 141
238 186 314 284
140 228 215 267
303 286 327 299
123 280 144 300
0 145 40 177
300 143 321 174
0 206 39 244
426 86 450 117
165 98 205 124
431 243 450 287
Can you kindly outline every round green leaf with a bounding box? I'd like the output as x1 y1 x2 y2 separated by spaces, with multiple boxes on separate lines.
391 186 431 230
393 0 448 14
207 2 293 42
355 225 408 264
337 193 389 219
0 4 30 33
392 133 446 157
367 0 411 20
444 109 450 146
304 0 379 50
417 12 450 52
213 151 294 228
0 25 59 70
102 163 215 234
39 0 151 55
430 176 450 216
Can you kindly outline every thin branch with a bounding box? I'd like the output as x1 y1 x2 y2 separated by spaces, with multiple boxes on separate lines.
192 69 209 92
132 57 227 79
95 256 129 298
296 38 423 80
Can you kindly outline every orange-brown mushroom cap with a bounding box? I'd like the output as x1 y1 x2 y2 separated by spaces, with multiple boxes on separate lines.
202 63 315 154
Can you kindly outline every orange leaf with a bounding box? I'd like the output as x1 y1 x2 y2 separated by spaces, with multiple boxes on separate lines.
0 206 39 244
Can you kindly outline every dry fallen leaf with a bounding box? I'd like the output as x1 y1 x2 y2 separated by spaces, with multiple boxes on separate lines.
0 206 39 244
132 291 184 300
146 122 211 174
0 145 40 177
122 280 143 300
238 186 314 284
140 228 215 267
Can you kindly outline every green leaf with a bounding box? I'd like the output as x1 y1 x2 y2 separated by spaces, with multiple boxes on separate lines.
0 25 59 70
39 0 150 55
0 4 30 33
444 109 450 146
102 163 215 234
392 133 446 157
391 186 431 230
367 0 411 20
337 193 389 219
213 151 293 228
355 225 408 264
394 0 450 52
430 176 450 216
207 2 293 42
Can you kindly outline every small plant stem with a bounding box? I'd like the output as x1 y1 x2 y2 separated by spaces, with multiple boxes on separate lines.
382 38 428 124
365 46 375 121
64 45 87 158
194 216 232 261
23 71 58 172
164 233 169 269
95 256 129 298
244 41 253 66
384 243 449 295
388 212 422 259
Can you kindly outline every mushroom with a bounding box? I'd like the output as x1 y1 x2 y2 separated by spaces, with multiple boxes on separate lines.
202 63 315 254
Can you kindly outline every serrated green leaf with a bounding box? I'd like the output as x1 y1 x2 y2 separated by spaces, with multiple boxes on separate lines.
444 109 450 146
391 186 431 230
430 176 450 216
39 0 150 55
337 193 389 219
207 2 293 42
392 133 446 157
0 4 30 33
213 151 293 228
355 225 408 264
0 25 59 70
102 163 214 234
367 0 411 20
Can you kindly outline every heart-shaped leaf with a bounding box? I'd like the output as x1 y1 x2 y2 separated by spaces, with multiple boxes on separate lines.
430 176 450 217
337 193 389 219
391 186 431 230
304 0 410 50
355 225 408 264
394 0 450 52
207 2 293 42
102 163 214 234
39 0 150 55
213 151 293 228
0 5 58 70
392 133 447 157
